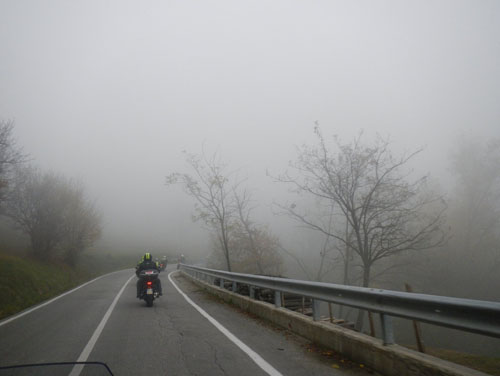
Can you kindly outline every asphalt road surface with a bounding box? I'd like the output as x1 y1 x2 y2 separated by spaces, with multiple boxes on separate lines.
0 265 375 376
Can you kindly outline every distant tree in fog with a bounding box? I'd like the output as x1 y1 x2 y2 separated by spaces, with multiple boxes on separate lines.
276 203 342 283
58 186 102 266
391 138 500 301
276 127 447 287
166 151 236 271
228 225 284 275
0 120 26 204
449 138 500 273
167 151 284 274
4 167 101 263
232 188 283 275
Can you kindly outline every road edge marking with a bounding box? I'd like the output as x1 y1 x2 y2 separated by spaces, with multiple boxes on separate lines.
0 270 129 328
69 274 135 376
168 271 283 376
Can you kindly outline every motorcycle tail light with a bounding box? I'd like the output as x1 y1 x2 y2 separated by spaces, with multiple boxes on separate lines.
147 281 153 286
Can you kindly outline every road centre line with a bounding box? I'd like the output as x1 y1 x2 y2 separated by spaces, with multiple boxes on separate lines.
69 274 135 376
0 271 125 328
168 271 283 376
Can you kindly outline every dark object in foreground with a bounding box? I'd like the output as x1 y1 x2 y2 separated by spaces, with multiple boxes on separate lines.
0 361 113 375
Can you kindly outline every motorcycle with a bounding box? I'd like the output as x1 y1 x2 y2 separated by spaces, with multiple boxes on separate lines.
159 262 166 271
137 269 160 307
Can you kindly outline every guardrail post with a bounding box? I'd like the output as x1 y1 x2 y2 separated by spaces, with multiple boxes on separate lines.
312 299 321 321
232 281 237 292
380 313 395 345
219 278 224 288
274 291 282 308
249 286 255 299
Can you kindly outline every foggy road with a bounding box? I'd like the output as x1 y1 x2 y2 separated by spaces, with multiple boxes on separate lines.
0 266 370 376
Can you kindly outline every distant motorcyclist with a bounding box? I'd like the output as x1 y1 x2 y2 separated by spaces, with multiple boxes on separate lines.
136 252 162 297
177 254 185 270
160 255 168 271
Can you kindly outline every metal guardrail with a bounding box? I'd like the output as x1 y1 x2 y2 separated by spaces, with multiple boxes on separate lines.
179 264 500 345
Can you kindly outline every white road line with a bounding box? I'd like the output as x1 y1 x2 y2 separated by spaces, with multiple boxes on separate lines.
168 271 283 376
0 271 125 328
69 274 135 376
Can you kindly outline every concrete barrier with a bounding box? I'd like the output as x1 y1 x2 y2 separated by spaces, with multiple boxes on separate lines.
181 271 489 376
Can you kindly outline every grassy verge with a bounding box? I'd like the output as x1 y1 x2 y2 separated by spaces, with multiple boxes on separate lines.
0 251 136 321
0 253 87 320
404 346 500 375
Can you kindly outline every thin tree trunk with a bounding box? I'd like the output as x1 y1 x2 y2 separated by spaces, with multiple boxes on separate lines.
405 283 426 353
236 196 264 275
316 205 334 281
339 221 353 317
220 230 232 272
355 265 371 331
368 312 376 337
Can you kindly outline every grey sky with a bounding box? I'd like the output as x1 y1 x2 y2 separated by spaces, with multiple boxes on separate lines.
1 1 499 253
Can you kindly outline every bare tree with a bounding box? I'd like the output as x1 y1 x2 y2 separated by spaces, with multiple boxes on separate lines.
0 119 26 204
276 127 447 288
4 167 101 263
166 151 236 271
276 128 447 329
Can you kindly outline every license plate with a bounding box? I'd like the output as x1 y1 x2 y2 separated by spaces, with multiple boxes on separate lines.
147 288 153 295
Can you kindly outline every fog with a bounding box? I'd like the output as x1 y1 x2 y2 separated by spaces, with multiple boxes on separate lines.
1 0 499 256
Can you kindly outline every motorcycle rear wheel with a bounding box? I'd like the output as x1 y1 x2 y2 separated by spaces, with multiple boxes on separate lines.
145 295 154 307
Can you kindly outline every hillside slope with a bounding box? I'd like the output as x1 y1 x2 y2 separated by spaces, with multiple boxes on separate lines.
0 253 85 320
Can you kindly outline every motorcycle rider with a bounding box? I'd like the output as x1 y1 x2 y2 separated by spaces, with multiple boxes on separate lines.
136 252 162 297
